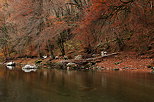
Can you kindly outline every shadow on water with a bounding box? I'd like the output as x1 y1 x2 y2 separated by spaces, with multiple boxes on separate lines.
0 65 154 102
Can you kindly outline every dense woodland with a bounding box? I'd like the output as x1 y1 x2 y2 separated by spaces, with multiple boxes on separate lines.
0 0 153 60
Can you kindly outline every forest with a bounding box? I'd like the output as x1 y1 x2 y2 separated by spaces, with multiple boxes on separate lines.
0 0 153 60
0 1 154 102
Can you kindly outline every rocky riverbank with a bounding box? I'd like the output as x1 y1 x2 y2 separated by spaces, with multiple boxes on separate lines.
7 52 153 72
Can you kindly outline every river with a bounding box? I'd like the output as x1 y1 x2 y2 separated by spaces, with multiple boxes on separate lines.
0 65 154 102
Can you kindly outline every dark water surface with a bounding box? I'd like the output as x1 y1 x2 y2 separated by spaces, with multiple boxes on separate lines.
0 65 154 102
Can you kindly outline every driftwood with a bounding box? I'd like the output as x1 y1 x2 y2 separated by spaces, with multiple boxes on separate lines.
61 52 118 64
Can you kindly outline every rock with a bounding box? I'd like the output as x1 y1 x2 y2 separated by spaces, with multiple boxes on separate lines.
67 62 77 67
6 62 16 66
22 65 38 72
22 65 37 69
55 56 59 59
74 55 83 60
42 56 47 59
64 56 68 60
101 51 107 56
66 62 77 69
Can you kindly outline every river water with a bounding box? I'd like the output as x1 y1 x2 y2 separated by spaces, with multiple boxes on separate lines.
0 65 154 102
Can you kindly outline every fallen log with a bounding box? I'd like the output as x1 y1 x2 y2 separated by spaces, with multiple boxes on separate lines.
61 52 118 64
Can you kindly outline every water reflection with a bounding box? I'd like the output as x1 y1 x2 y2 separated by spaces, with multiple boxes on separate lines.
6 66 14 70
0 65 154 102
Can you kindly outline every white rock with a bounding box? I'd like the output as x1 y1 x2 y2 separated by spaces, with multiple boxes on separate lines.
6 62 15 66
42 56 47 59
104 51 107 54
55 56 59 59
22 65 37 69
101 51 107 56
67 62 77 67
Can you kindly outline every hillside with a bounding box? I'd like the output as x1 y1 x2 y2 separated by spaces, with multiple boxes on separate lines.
0 0 153 60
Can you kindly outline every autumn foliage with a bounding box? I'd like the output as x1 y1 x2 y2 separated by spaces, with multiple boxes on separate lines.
0 0 153 59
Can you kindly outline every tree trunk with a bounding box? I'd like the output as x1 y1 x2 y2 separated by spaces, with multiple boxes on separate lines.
47 42 55 59
57 33 65 56
38 43 42 58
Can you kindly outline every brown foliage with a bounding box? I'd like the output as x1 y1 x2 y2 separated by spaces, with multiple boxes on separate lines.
74 0 154 53
0 0 153 58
